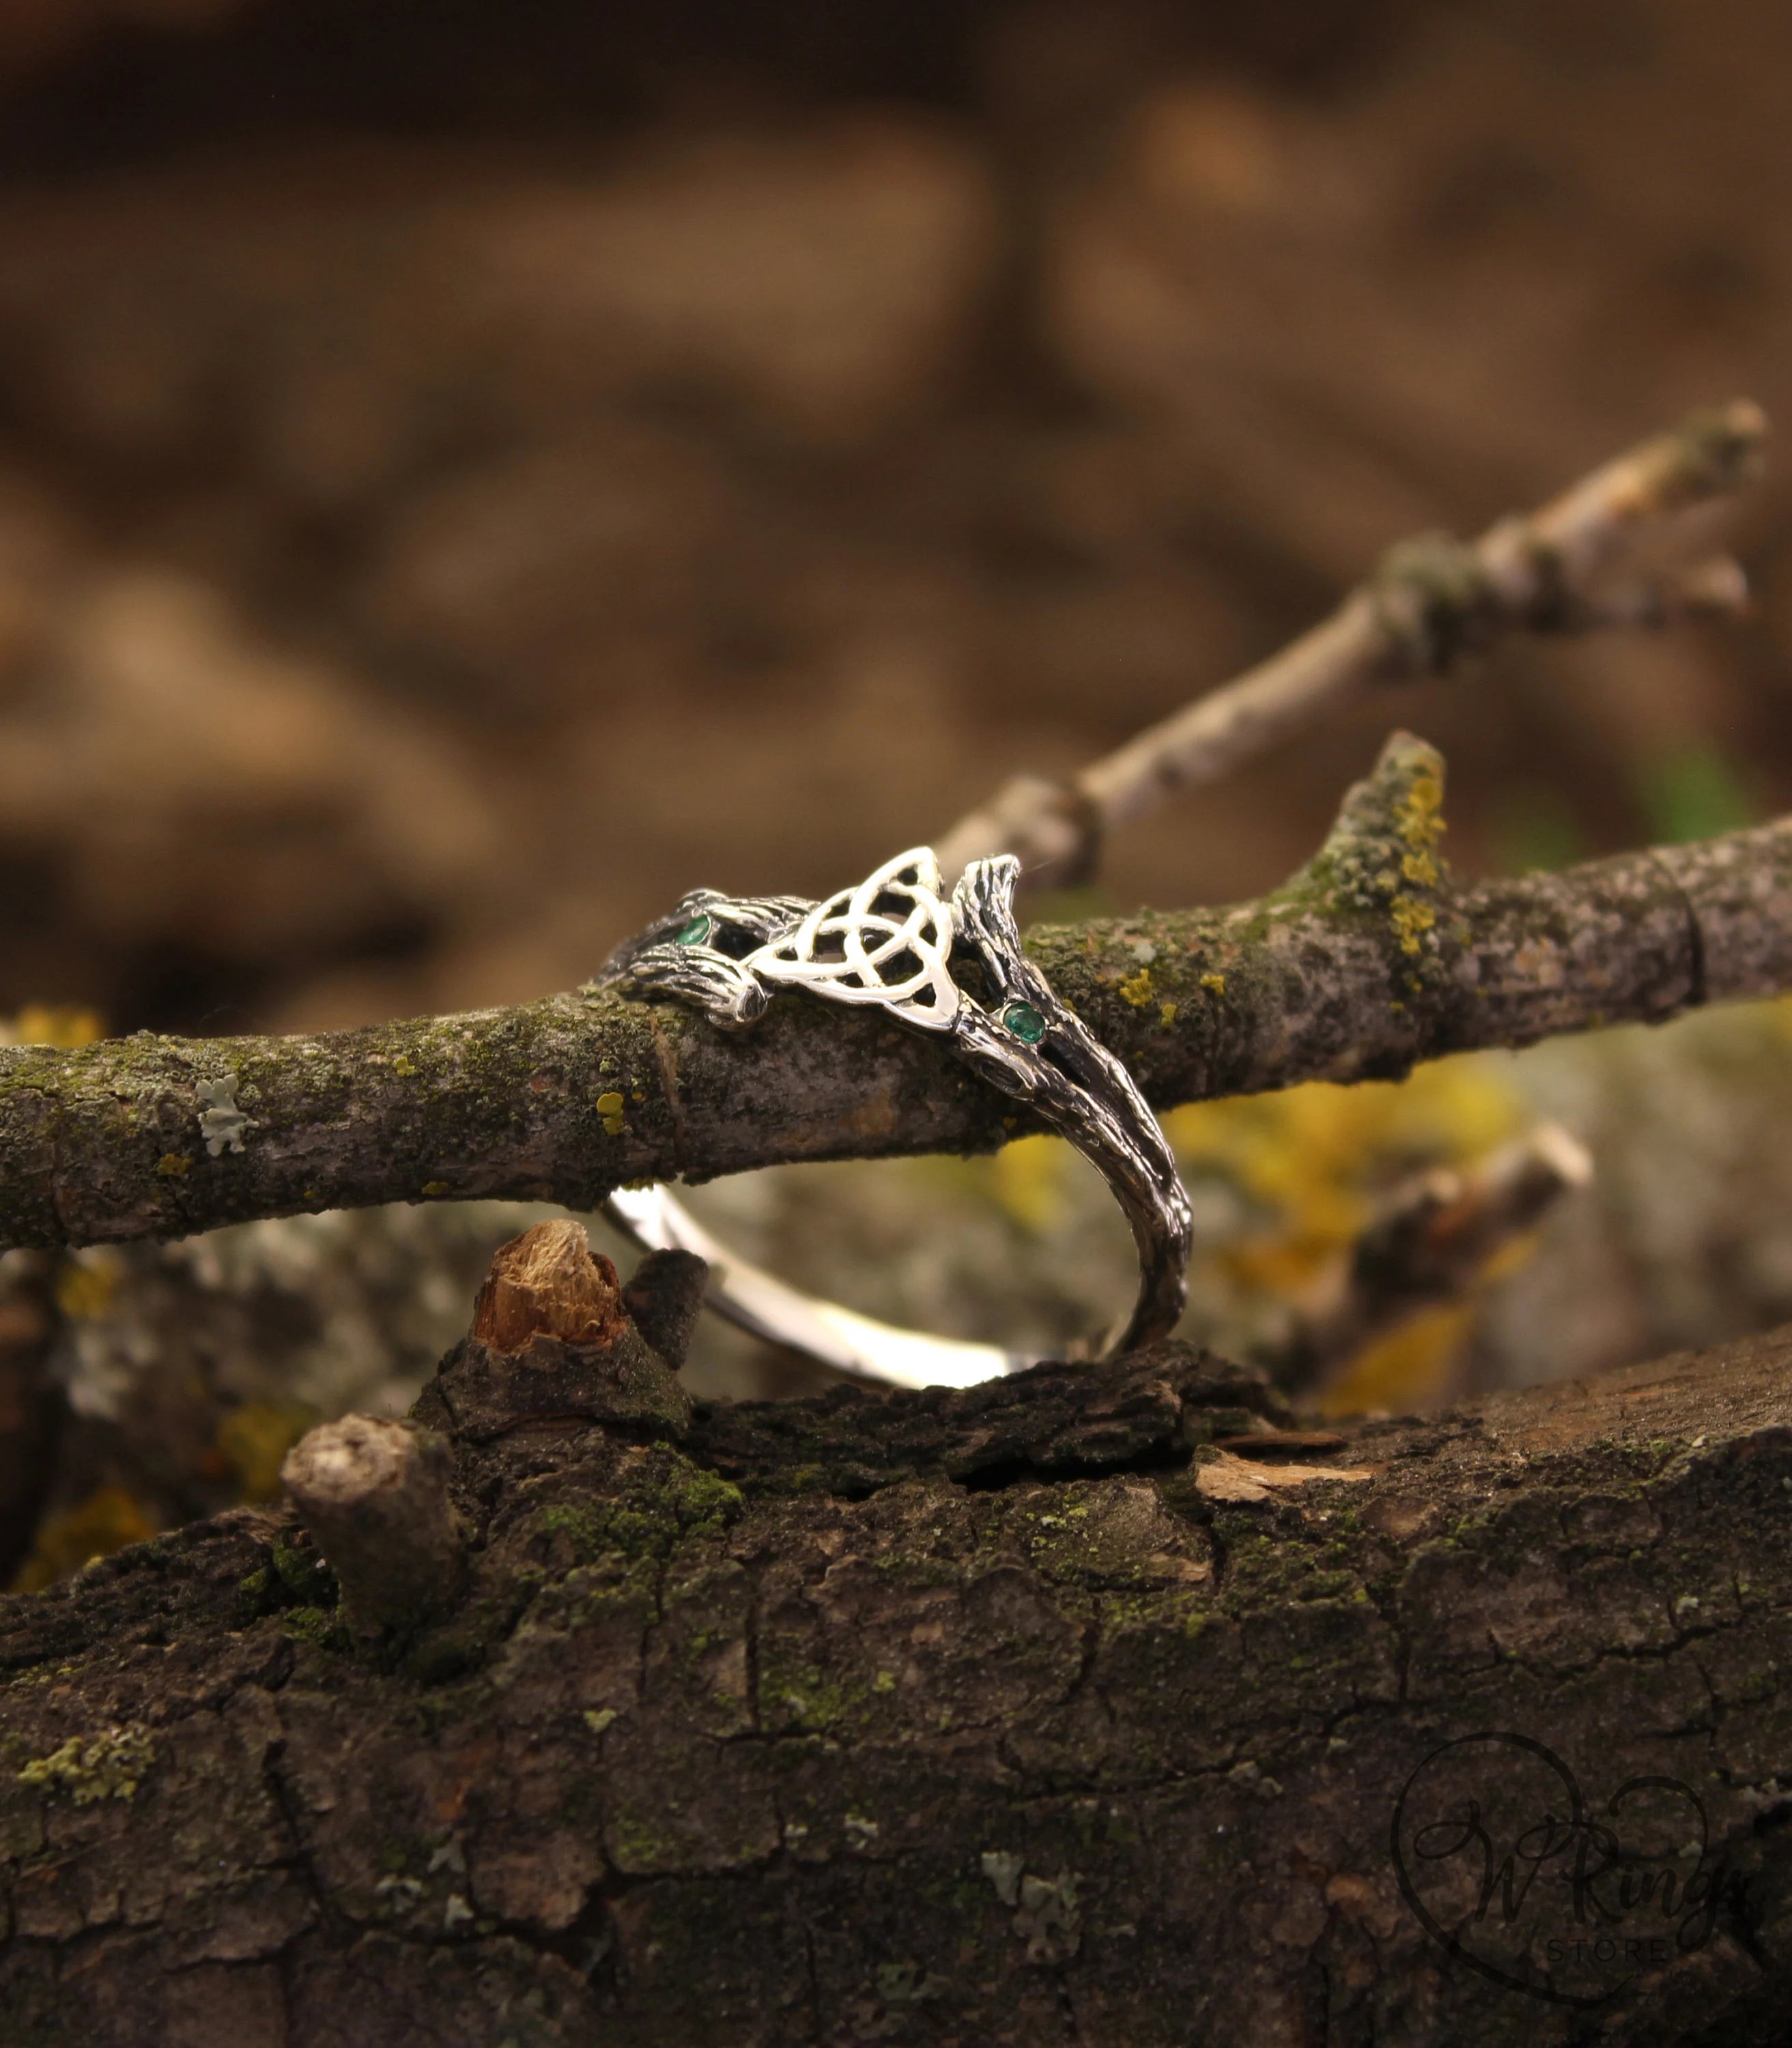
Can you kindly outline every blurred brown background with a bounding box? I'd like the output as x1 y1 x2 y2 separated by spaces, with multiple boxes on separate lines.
0 0 1788 1038
11 0 1792 1587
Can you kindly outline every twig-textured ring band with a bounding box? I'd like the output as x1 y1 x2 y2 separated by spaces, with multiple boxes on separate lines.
595 848 1193 1389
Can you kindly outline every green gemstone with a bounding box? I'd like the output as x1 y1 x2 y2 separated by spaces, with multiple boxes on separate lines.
675 914 713 946
1002 1001 1047 1044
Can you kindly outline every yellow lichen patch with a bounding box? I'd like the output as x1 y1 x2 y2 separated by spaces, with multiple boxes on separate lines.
992 1133 1071 1232
1319 1300 1477 1417
392 1055 418 1079
1199 973 1227 997
0 1004 106 1049
53 1249 120 1320
1158 1001 1178 1028
1118 967 1154 1008
1166 1055 1523 1396
1397 765 1446 857
156 1152 193 1178
597 1088 627 1137
216 1404 313 1504
19 1724 155 1805
1391 898 1436 954
420 1179 451 1197
12 1486 157 1592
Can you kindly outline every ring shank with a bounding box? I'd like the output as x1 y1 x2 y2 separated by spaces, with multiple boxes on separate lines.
603 1184 1037 1390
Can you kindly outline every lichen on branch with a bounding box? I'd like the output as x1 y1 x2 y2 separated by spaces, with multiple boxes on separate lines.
1 733 1789 1254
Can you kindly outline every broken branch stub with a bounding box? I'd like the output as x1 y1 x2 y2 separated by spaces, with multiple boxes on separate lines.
620 1247 710 1371
419 1219 698 1440
279 1414 464 1637
470 1217 631 1353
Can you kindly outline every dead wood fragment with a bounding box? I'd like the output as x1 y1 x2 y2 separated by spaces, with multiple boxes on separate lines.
1210 1427 1348 1457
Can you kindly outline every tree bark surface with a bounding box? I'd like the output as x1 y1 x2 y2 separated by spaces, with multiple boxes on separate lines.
3 1255 1792 2046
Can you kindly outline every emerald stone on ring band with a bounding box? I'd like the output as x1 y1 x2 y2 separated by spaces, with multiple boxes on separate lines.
595 847 1193 1389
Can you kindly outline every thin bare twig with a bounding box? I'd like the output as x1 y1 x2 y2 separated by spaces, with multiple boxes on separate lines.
935 400 1767 887
1280 1123 1594 1391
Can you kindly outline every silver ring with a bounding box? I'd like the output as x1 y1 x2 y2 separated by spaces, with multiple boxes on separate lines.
595 847 1193 1389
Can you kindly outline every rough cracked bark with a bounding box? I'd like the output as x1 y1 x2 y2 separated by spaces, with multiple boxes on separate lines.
2 732 1791 1255
1 1221 1789 2045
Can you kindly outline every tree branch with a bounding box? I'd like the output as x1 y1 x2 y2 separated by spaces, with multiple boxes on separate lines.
5 1229 1792 2043
934 399 1767 886
1283 1122 1593 1391
3 734 1789 1252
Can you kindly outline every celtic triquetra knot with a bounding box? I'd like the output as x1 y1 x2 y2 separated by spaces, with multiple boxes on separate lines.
748 847 961 1031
